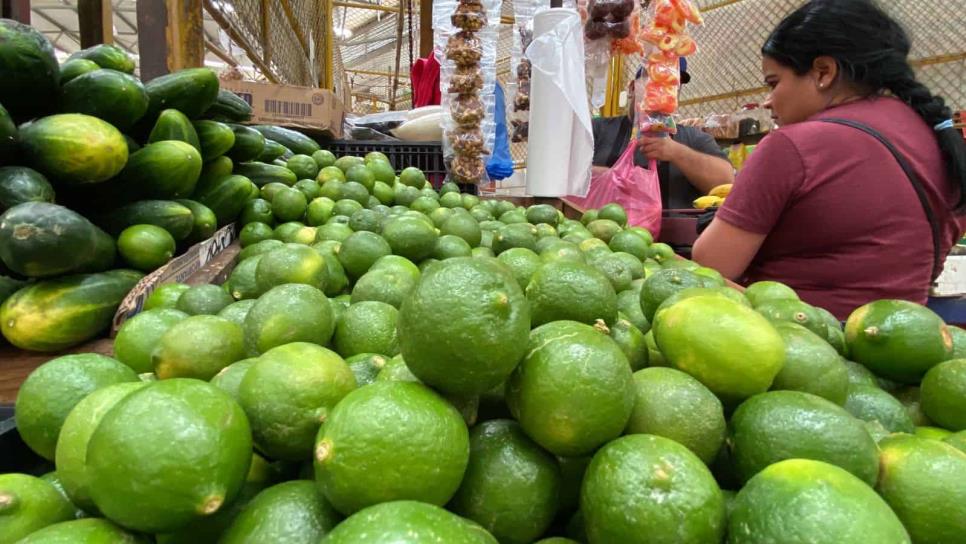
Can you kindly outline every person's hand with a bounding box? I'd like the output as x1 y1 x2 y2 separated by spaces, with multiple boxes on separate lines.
639 136 684 163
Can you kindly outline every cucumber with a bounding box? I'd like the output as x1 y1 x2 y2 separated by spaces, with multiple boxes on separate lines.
195 155 234 195
0 103 18 164
100 200 195 240
227 124 266 162
251 125 320 155
257 140 289 162
117 140 203 200
60 69 149 131
204 89 253 122
148 109 201 152
0 269 143 352
144 67 220 119
59 58 100 84
0 20 60 122
0 167 55 212
67 43 135 74
0 274 28 306
175 199 218 245
19 113 128 185
194 175 254 226
0 202 116 278
234 162 297 187
192 120 235 161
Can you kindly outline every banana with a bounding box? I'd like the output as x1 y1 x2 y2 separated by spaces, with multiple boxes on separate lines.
709 184 733 198
693 196 724 210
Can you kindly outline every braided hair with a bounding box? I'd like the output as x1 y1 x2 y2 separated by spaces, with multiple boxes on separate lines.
762 0 966 209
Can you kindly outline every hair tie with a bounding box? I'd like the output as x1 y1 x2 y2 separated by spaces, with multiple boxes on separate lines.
935 119 954 131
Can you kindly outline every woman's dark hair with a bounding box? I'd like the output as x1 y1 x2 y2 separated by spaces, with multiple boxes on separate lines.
763 0 966 209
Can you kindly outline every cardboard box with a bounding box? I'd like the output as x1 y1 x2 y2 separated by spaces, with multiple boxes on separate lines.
219 80 345 139
110 224 237 334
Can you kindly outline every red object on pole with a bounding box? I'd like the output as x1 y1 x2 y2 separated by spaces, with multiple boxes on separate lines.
411 53 441 107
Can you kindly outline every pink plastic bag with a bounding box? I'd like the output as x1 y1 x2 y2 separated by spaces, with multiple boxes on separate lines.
569 143 662 238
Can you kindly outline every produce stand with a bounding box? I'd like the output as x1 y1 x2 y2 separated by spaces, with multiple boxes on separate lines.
0 241 241 406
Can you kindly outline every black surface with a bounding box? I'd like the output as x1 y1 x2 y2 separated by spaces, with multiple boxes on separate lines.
1 408 50 475
326 140 446 177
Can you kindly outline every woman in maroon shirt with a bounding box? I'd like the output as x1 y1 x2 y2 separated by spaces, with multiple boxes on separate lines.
692 0 966 319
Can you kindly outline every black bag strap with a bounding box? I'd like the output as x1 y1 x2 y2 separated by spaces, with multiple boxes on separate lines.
819 117 943 281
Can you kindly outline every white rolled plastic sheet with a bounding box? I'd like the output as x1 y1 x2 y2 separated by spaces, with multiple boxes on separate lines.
525 8 594 197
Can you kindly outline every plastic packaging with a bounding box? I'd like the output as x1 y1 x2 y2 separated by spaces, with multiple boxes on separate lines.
636 0 703 137
509 0 544 143
580 0 635 108
435 0 502 184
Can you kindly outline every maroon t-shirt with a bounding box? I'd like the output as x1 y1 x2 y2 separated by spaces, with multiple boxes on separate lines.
717 97 965 319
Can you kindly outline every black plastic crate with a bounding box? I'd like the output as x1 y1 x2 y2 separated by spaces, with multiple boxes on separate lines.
324 140 446 179
1 408 49 475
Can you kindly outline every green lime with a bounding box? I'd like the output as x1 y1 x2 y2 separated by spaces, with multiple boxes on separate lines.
382 216 439 262
334 301 400 358
306 197 335 226
625 367 725 464
294 179 322 201
844 384 915 433
313 381 470 514
15 354 137 460
117 224 175 271
731 390 881 485
434 234 473 260
597 203 628 226
729 459 909 544
398 258 529 395
846 299 954 383
640 268 706 322
608 317 649 371
239 222 274 248
877 434 966 543
334 156 364 173
152 315 245 380
54 381 149 512
255 245 327 294
399 167 426 188
449 419 561 544
653 295 785 406
0 474 75 542
287 154 320 180
14 518 146 543
526 261 618 327
85 379 253 533
351 268 417 309
770 322 849 405
497 247 542 290
320 501 497 543
244 284 334 354
240 342 355 460
346 353 389 386
114 308 189 373
143 283 190 311
582 434 724 544
921 359 966 430
526 204 559 226
338 231 392 280
210 358 257 401
744 280 800 307
175 283 234 315
506 321 634 456
219 481 340 544
312 150 337 169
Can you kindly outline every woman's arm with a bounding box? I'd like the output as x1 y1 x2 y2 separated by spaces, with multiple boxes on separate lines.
692 216 767 281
